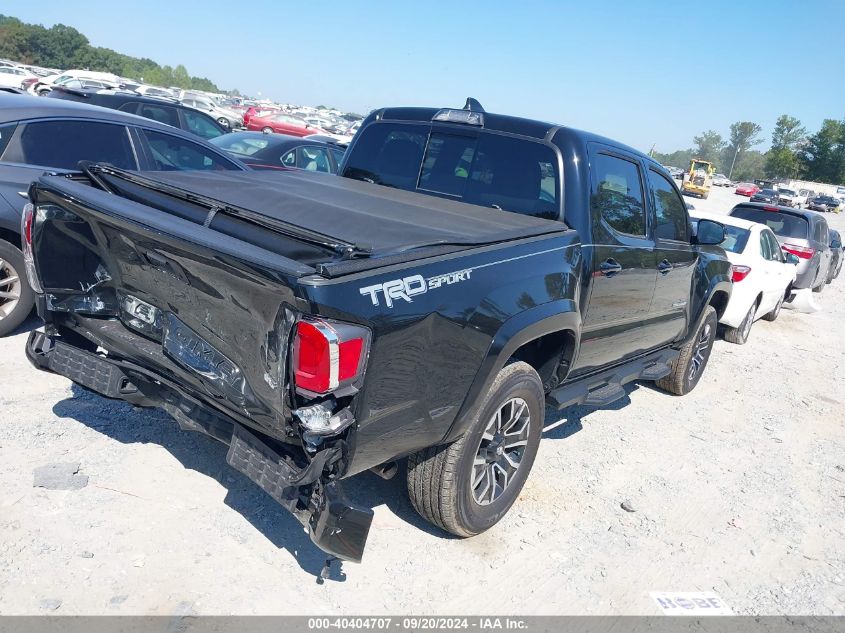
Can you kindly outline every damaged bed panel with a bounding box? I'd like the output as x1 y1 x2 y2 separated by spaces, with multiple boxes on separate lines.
30 184 310 437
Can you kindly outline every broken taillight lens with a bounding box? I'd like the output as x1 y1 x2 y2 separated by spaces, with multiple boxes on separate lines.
292 318 370 395
20 203 43 293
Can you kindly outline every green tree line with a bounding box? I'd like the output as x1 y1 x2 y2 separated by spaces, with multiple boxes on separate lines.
0 14 232 93
654 114 845 185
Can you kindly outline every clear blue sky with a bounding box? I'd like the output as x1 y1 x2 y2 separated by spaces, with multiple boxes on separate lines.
5 0 845 152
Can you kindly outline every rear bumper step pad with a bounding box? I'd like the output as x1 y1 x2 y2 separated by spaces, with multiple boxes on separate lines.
25 329 373 563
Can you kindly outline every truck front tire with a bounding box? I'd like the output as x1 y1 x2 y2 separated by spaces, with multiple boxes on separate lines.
656 305 717 395
407 361 544 537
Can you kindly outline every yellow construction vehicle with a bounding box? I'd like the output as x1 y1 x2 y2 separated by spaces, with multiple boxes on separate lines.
682 158 715 199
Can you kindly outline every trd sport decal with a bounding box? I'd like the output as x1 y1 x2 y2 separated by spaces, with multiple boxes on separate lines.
360 269 472 308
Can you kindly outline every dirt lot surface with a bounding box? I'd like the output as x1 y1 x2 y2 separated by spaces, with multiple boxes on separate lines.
1 185 843 615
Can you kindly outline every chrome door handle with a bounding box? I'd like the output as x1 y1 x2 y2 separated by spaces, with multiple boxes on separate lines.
599 258 623 277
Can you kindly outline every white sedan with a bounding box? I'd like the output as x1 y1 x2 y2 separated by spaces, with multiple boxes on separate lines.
0 66 35 89
692 212 798 344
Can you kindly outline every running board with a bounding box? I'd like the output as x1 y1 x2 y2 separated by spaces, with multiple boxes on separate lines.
546 348 679 410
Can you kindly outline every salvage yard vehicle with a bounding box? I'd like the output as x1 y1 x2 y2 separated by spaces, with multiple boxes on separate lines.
179 93 243 129
22 100 732 568
0 94 247 336
776 187 807 208
730 203 833 293
691 211 797 344
751 189 780 204
30 69 121 96
246 112 326 137
47 86 229 140
807 195 841 213
209 131 346 172
735 182 760 197
681 158 715 198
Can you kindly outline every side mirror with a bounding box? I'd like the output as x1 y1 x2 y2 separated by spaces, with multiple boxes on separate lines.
785 253 800 265
694 218 726 245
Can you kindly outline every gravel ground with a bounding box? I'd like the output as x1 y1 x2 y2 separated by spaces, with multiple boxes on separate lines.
0 185 843 615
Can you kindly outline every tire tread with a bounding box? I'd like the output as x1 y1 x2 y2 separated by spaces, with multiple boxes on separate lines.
407 361 541 537
656 305 717 395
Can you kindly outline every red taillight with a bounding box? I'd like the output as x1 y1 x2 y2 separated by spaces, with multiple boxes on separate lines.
731 265 751 282
782 243 814 260
292 318 369 395
20 203 43 293
22 204 33 247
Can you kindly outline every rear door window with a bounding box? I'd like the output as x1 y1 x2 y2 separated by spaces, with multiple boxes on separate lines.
141 129 239 171
763 230 784 262
812 220 828 244
296 146 331 172
281 150 296 167
730 207 809 239
6 120 136 170
759 230 773 259
0 122 17 157
180 109 224 139
329 147 345 167
136 103 180 128
591 153 647 236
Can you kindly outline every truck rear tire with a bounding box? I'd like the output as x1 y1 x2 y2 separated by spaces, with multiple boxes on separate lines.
656 305 717 395
407 361 544 537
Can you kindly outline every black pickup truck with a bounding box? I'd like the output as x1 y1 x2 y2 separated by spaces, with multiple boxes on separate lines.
22 101 732 567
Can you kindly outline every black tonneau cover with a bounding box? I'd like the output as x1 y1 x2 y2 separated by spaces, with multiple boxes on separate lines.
110 169 567 255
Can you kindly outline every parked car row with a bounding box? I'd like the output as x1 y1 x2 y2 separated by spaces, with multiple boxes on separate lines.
690 200 843 347
0 90 357 336
0 55 367 142
737 182 844 211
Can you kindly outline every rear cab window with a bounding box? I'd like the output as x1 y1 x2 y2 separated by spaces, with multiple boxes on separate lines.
342 122 560 220
730 206 809 240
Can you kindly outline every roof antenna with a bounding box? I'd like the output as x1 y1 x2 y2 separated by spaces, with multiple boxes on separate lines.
463 97 485 113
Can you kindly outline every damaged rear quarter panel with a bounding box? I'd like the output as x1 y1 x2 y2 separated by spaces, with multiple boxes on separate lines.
298 235 581 476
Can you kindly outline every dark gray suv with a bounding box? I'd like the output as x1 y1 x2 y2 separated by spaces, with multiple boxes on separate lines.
0 94 246 336
730 203 833 292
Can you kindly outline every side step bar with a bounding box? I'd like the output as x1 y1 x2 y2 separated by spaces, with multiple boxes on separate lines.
547 348 679 409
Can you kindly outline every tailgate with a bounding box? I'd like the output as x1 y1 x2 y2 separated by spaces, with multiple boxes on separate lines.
29 175 314 435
